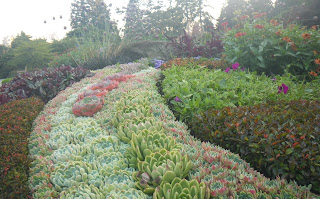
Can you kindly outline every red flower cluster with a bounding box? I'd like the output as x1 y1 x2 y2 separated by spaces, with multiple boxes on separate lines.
253 12 267 19
254 24 265 29
240 15 248 20
221 22 228 26
235 32 246 38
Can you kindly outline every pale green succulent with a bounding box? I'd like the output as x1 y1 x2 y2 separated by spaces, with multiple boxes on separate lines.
132 149 192 195
125 130 183 168
91 152 129 173
87 135 120 156
153 177 210 199
105 188 152 199
50 161 93 192
60 183 105 199
50 144 88 163
117 119 164 143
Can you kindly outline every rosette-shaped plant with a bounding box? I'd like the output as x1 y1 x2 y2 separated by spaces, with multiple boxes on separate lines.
133 149 192 195
125 130 183 168
77 89 107 101
72 95 104 117
92 152 129 173
50 144 88 163
103 73 135 82
153 177 210 199
60 183 105 199
89 79 119 91
111 111 153 127
117 119 164 143
88 135 120 156
105 188 151 199
50 161 93 192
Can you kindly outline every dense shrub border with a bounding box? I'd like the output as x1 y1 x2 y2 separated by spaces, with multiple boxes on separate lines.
0 97 44 198
190 99 320 193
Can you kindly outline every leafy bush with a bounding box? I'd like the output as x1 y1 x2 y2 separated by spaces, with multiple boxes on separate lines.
222 14 320 78
0 65 91 105
49 48 81 68
190 99 320 193
163 29 224 58
0 97 44 198
160 56 229 71
161 65 320 122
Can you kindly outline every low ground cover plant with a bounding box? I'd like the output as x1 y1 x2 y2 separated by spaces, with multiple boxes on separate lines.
0 65 91 105
0 97 44 198
222 13 320 79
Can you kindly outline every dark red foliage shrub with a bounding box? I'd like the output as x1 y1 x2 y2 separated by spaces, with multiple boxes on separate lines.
163 29 224 58
0 97 44 198
190 100 320 193
0 65 92 105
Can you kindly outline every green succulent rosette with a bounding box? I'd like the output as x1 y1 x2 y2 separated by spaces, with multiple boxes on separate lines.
125 130 183 168
132 149 192 195
153 177 210 199
117 118 164 143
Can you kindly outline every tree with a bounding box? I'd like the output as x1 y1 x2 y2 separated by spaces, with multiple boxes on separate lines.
217 0 248 28
8 39 52 70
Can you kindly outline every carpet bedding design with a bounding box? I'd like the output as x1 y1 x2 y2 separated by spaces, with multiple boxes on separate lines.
28 64 319 198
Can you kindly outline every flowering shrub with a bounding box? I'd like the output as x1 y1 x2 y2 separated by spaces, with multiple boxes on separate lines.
0 97 44 198
222 13 320 79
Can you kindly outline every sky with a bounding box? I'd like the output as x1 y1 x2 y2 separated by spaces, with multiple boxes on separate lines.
0 0 226 45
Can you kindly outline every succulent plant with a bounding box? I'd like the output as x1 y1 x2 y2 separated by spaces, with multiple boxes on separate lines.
50 144 88 163
132 149 192 194
92 152 129 172
72 95 104 117
125 130 183 168
111 112 153 127
88 135 120 156
153 177 210 199
77 89 107 101
117 119 164 143
105 188 151 199
88 79 119 91
50 161 93 192
60 183 105 199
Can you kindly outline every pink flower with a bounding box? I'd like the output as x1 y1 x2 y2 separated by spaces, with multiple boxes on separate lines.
225 67 230 73
278 84 289 94
221 22 228 26
254 24 265 29
232 62 239 70
174 96 182 102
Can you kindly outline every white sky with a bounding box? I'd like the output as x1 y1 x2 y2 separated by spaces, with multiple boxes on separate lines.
0 0 226 44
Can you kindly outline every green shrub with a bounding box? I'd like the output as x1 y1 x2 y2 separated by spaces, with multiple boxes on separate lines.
1 78 12 84
161 65 320 122
222 13 320 79
0 97 44 198
190 99 320 193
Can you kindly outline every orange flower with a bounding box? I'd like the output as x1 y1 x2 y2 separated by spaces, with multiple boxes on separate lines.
314 50 319 55
270 19 279 26
309 71 318 76
275 31 282 36
283 37 292 42
315 59 320 65
312 25 318 30
302 33 311 39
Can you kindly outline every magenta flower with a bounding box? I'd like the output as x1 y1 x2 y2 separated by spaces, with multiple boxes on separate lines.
174 96 182 102
225 67 230 73
241 67 245 71
232 62 239 70
278 84 289 94
271 77 277 82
